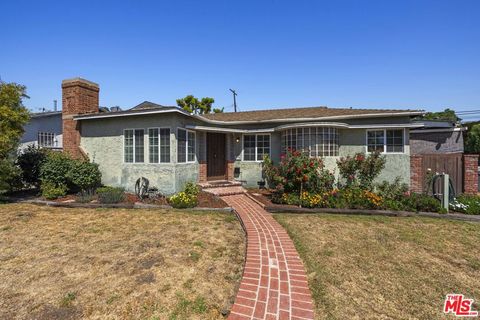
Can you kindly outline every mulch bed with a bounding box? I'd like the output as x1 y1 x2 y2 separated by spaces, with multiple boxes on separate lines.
53 191 227 209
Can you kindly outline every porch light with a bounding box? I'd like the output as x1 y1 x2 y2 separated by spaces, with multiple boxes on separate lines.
235 137 240 143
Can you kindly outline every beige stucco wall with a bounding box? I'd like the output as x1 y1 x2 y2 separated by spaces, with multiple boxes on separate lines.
79 112 413 192
80 113 201 194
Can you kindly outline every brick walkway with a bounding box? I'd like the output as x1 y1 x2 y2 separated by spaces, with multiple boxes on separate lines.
222 194 315 320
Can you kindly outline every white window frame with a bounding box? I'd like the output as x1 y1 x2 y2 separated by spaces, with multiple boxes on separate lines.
147 127 171 164
365 128 405 154
37 131 56 147
177 128 196 163
242 133 271 162
123 128 145 163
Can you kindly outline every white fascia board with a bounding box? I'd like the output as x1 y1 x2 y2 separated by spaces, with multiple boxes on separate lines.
185 125 275 133
74 109 187 120
410 127 465 134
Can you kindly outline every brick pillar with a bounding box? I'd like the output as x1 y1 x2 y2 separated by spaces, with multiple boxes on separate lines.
463 154 479 194
199 161 207 183
62 78 99 158
227 160 235 181
410 155 424 193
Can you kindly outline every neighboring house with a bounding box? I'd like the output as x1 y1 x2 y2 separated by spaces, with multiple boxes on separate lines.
60 78 478 194
20 111 63 151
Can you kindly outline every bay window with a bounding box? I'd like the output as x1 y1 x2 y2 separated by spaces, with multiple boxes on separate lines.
281 127 339 157
124 129 144 163
178 128 196 163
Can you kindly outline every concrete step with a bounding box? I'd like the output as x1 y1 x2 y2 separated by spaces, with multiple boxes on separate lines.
202 185 246 196
198 180 243 189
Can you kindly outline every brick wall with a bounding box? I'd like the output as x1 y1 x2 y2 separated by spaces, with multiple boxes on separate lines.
199 161 207 183
227 160 235 181
410 155 424 193
463 154 479 194
62 78 99 158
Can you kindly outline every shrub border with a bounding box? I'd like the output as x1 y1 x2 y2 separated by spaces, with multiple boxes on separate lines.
245 194 480 223
22 199 233 212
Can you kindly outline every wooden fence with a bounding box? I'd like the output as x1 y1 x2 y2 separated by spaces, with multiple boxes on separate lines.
421 153 463 195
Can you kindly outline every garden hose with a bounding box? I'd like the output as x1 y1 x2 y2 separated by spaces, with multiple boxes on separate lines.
431 174 456 203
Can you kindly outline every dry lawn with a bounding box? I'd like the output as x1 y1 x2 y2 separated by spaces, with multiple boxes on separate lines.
274 214 480 320
0 204 245 320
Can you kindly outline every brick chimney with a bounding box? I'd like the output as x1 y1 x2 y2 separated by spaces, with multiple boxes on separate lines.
62 78 99 158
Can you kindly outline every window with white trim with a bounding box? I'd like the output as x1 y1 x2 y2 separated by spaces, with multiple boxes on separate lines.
37 132 55 147
177 129 196 163
367 129 404 153
281 127 339 157
160 128 170 163
124 129 144 163
148 128 170 163
243 134 271 161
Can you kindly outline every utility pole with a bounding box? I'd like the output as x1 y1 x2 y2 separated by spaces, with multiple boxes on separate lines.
229 89 237 112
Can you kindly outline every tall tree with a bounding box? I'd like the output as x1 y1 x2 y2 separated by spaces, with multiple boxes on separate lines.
421 108 461 123
0 82 30 191
176 95 222 114
465 123 480 155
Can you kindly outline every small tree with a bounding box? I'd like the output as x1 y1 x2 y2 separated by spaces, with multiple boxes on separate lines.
0 81 30 192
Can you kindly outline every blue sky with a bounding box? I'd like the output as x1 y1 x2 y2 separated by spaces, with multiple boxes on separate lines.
1 0 479 119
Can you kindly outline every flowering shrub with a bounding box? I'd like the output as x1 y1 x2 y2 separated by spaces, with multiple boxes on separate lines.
337 152 386 190
168 191 198 208
450 195 480 214
168 182 199 209
263 149 334 195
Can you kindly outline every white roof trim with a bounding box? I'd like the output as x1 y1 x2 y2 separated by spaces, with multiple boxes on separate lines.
186 122 424 133
410 127 465 134
185 125 275 133
74 108 187 120
275 122 349 130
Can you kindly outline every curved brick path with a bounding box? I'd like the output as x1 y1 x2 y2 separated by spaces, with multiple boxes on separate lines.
222 194 315 320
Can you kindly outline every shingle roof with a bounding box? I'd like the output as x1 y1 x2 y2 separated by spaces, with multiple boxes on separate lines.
200 106 422 122
131 101 177 110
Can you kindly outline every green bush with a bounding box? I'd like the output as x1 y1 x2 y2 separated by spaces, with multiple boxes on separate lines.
96 186 125 204
67 161 101 192
40 152 75 190
40 152 102 193
451 195 480 214
16 145 47 187
168 191 198 208
376 177 409 201
76 190 96 203
0 158 22 193
183 182 200 196
41 181 67 200
402 193 441 212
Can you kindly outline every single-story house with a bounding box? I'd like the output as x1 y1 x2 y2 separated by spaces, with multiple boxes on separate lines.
60 77 478 195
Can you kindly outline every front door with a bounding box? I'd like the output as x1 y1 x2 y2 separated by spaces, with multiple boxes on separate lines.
207 132 226 181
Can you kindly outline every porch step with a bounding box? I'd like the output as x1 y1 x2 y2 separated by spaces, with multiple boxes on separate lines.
198 180 243 189
201 185 246 196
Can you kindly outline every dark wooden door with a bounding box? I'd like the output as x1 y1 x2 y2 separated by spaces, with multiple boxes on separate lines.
207 133 226 180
